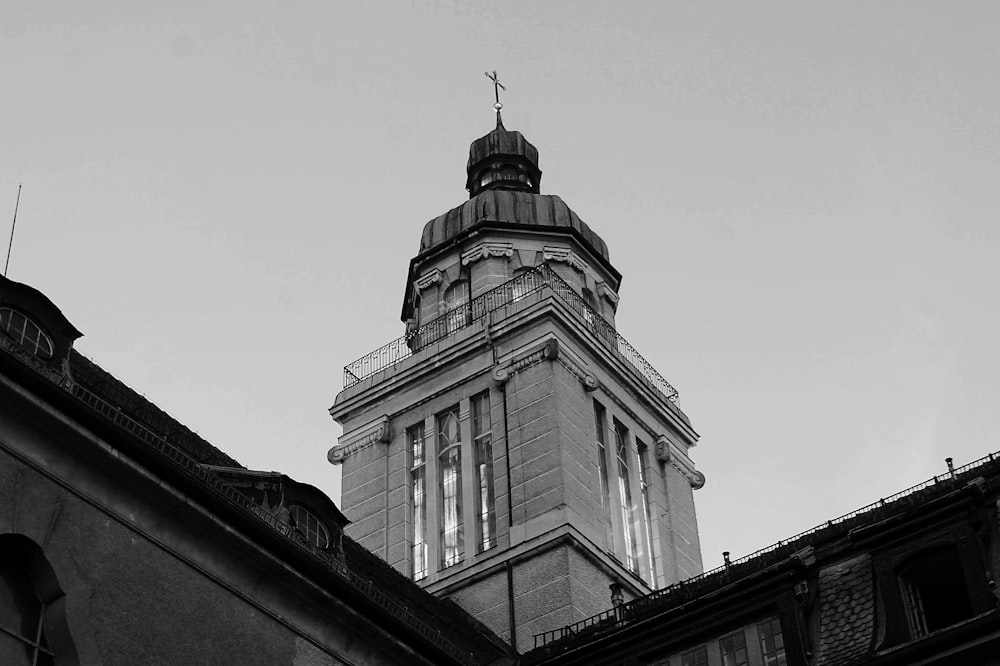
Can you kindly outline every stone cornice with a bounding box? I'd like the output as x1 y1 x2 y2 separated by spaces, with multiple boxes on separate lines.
656 435 705 489
461 241 514 266
543 245 589 273
327 415 390 465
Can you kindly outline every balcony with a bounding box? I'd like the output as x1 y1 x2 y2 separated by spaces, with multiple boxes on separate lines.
342 265 680 405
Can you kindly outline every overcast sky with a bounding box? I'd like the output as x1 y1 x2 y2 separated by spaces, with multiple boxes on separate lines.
3 1 999 572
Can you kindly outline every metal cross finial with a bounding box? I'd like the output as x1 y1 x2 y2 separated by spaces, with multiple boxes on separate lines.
485 70 506 121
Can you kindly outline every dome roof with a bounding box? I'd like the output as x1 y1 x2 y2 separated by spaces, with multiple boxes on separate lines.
418 188 610 262
465 117 542 197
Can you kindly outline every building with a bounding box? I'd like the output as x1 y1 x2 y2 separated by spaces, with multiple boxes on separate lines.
524 450 1000 665
4 110 1000 666
0 274 512 665
329 110 705 649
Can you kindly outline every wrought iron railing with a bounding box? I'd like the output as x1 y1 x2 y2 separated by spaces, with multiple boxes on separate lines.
532 448 1000 650
342 265 680 405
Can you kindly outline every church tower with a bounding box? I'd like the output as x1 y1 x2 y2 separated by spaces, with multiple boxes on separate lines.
329 103 704 648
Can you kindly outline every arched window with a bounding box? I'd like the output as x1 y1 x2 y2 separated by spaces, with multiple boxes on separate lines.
288 505 330 550
438 406 464 567
442 281 470 335
0 308 54 359
0 535 78 665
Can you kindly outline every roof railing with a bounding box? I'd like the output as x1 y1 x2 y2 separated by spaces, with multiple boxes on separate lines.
342 264 680 405
532 448 1000 650
0 338 475 665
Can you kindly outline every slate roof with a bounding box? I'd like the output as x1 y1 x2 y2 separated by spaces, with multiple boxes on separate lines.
528 450 1000 660
815 553 875 665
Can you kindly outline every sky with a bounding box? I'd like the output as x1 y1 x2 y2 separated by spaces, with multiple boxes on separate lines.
2 1 999 572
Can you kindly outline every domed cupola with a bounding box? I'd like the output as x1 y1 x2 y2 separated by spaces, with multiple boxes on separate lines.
465 115 542 198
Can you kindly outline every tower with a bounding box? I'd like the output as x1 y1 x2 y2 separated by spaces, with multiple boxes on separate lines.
329 109 705 648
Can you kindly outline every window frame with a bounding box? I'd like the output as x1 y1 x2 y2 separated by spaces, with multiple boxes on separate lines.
471 391 497 553
288 504 331 550
407 422 429 581
0 307 54 359
437 405 465 568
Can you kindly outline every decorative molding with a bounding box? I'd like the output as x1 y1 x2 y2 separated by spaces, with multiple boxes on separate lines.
327 415 391 465
542 246 589 273
461 241 514 266
600 284 620 310
491 340 558 385
656 435 705 489
556 354 599 392
414 269 443 292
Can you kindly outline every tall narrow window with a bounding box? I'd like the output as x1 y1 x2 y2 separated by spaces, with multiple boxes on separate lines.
472 392 497 552
408 423 428 580
614 419 639 572
637 440 658 584
594 401 614 549
757 618 787 666
720 630 749 666
438 407 464 567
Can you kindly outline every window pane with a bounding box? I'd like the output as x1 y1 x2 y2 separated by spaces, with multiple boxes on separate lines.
438 408 464 567
637 442 658 584
681 645 709 666
0 308 54 359
614 420 639 573
758 618 787 666
408 423 428 580
472 393 496 552
289 505 330 549
720 630 749 666
594 402 614 549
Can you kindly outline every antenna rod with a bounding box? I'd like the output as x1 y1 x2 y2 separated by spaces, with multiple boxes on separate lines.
4 184 21 277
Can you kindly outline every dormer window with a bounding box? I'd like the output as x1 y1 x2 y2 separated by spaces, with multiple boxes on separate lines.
289 505 330 549
0 307 54 359
899 545 974 638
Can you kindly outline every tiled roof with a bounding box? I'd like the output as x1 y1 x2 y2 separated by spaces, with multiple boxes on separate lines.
815 553 875 665
69 349 242 468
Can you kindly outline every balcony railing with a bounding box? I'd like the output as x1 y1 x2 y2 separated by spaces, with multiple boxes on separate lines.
342 265 680 405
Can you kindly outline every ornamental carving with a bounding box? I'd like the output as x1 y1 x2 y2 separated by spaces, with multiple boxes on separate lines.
414 269 443 292
556 352 599 392
600 284 620 308
461 241 514 266
542 246 589 273
328 416 391 464
656 435 705 489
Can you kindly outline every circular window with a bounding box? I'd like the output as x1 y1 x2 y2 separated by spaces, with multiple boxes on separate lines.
0 307 54 359
289 505 330 549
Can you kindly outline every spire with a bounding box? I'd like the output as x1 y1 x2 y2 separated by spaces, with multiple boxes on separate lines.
466 73 542 197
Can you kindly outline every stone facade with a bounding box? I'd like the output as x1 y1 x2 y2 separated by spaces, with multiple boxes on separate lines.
330 118 704 648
